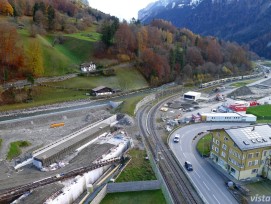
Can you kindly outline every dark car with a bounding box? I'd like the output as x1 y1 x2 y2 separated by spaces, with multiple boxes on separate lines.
184 161 193 171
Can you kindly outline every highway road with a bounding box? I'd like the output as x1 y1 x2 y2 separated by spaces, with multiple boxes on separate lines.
169 123 249 204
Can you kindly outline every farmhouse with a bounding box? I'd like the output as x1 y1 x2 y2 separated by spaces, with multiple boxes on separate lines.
210 124 271 180
80 62 96 73
91 86 113 96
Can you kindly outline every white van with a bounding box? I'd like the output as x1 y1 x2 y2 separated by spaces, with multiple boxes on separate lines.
173 134 180 143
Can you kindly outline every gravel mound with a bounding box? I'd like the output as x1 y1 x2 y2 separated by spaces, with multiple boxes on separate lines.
228 86 254 98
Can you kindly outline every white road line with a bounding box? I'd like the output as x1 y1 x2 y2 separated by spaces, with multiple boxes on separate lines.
213 194 221 204
203 181 210 191
183 153 187 159
194 171 201 179
146 109 150 135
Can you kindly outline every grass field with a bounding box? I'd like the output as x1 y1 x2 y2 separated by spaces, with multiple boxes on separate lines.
18 29 77 76
245 180 271 196
0 86 88 112
7 141 31 160
17 24 99 76
247 105 271 121
46 67 149 90
230 80 256 87
196 134 212 157
115 94 146 116
116 149 156 182
100 190 166 204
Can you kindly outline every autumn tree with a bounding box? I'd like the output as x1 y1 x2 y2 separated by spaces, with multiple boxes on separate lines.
114 23 136 54
27 41 44 77
137 27 148 53
0 23 24 82
186 46 204 67
206 38 223 65
0 0 14 16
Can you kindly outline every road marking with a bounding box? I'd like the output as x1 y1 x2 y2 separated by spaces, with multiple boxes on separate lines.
183 153 187 158
213 195 221 204
195 171 201 179
203 181 210 191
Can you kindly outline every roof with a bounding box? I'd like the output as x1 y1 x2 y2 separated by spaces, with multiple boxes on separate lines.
202 113 256 118
34 123 110 161
92 86 107 92
184 91 201 96
225 124 271 150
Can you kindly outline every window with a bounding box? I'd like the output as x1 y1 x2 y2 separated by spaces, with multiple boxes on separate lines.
248 153 253 159
212 145 215 150
243 154 246 160
221 151 226 158
216 140 220 145
248 161 253 167
213 138 216 143
215 147 219 153
252 169 258 174
255 160 259 166
224 137 228 141
255 152 259 158
264 151 267 157
222 144 227 150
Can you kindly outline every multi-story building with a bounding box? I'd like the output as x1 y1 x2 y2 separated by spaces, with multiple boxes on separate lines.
210 124 271 180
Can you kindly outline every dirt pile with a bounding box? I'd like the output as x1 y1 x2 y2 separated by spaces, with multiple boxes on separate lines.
228 86 254 98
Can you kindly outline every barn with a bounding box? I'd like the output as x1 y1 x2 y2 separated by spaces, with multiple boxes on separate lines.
91 86 113 96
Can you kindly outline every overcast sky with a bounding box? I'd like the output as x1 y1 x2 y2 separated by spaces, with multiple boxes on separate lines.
88 0 157 21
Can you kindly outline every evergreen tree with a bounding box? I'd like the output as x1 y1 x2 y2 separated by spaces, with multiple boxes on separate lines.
47 5 55 30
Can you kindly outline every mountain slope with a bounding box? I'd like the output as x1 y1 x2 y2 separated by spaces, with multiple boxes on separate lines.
139 0 271 58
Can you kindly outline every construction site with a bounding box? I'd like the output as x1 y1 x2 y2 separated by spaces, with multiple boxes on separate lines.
157 76 271 132
0 104 136 204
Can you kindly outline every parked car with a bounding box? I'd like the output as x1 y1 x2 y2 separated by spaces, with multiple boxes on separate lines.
184 161 193 171
173 134 180 143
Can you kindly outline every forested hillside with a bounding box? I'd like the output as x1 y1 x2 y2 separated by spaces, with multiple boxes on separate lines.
0 0 110 83
0 0 255 88
97 19 255 86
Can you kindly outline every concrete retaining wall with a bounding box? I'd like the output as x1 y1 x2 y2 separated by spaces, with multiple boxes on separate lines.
89 180 161 204
134 94 156 115
89 185 107 204
107 180 161 193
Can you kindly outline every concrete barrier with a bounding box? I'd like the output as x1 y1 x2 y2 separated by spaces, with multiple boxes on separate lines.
88 180 161 204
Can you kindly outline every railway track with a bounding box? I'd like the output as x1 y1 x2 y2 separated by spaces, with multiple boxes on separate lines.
138 103 203 204
0 157 121 202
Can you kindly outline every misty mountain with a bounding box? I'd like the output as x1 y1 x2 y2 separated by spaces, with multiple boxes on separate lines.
139 0 271 58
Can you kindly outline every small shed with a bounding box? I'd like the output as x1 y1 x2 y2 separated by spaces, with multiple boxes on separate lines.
183 91 201 101
91 86 113 96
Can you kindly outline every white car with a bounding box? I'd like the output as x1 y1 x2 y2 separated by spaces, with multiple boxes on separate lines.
173 134 180 143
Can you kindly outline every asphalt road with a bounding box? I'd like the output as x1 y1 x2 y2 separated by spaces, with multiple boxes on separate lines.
169 123 249 204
